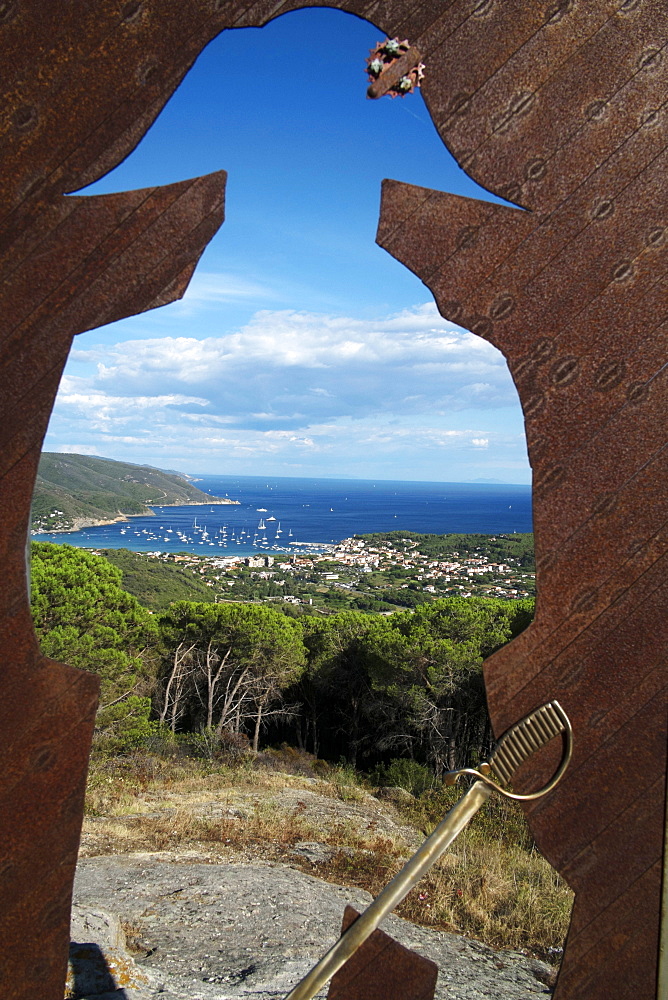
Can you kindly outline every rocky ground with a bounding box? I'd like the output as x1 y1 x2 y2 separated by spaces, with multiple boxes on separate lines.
71 776 558 1000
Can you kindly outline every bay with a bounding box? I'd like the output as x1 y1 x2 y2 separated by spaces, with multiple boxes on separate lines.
32 475 533 557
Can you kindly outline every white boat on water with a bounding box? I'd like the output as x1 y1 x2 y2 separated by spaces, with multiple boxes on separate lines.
258 519 266 530
267 516 276 521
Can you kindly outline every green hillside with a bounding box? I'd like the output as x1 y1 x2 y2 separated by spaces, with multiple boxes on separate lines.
99 548 216 610
31 453 235 531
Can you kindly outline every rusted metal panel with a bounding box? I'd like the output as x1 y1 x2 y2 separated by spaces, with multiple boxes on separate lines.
430 1 655 187
327 906 438 1000
0 3 665 999
557 861 662 1000
373 6 666 999
0 158 225 1000
485 530 667 713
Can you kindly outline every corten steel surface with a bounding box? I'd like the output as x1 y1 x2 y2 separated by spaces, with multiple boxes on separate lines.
327 906 438 1000
0 2 665 999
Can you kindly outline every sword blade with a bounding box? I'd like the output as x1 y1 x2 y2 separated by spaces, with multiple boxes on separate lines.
285 780 492 1000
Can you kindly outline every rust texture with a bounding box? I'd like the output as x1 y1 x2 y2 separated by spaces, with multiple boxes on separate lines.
327 906 438 999
366 39 425 99
0 2 665 999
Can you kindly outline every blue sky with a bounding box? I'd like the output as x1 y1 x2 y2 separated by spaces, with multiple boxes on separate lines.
45 8 531 484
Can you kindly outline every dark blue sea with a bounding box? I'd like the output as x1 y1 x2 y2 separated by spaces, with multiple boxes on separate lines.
32 475 532 556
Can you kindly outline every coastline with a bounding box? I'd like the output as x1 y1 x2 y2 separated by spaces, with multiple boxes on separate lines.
31 480 534 548
162 498 241 506
32 498 240 535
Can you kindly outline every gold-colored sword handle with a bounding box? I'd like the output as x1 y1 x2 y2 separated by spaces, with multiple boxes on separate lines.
444 699 573 801
284 700 572 1000
284 781 492 1000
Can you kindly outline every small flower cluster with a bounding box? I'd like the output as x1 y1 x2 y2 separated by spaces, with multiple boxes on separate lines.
366 37 425 98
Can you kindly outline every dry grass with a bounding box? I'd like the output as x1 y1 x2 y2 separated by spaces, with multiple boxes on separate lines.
83 751 573 962
86 750 283 816
363 830 569 959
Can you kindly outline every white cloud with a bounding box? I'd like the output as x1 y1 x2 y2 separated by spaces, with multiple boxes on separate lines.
172 271 277 310
54 443 101 456
47 303 530 481
70 303 515 428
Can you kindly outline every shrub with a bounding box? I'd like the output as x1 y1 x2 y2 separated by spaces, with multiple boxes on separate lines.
374 757 435 795
178 727 252 763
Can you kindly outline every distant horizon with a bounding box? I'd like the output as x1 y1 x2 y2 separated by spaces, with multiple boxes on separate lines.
35 459 533 553
194 471 531 488
43 450 531 489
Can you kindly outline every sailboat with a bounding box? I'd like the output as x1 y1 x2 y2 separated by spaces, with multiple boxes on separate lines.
275 522 282 535
258 518 266 530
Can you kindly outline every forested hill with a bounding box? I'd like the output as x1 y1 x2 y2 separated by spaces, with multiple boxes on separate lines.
357 531 535 570
31 453 235 532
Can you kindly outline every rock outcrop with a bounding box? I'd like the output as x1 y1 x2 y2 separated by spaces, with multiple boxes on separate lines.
68 907 150 999
73 853 556 999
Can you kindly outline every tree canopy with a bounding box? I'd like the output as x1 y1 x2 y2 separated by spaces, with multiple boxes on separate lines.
359 598 520 772
30 541 535 768
158 601 307 750
30 542 157 743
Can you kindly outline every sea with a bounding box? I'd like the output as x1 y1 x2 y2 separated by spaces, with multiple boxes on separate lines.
32 475 533 558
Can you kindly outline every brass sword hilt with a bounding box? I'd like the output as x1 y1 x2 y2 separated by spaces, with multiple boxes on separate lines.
443 698 573 800
284 699 573 1000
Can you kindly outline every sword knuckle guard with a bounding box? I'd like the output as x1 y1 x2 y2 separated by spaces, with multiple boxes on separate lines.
489 701 570 782
446 700 573 802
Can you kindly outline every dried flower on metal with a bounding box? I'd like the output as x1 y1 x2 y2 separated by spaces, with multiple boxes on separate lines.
383 38 402 58
365 38 425 99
